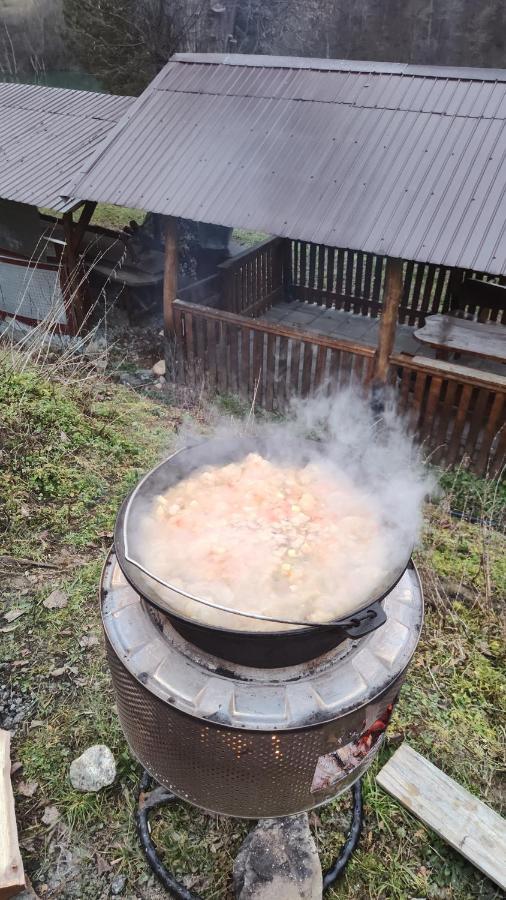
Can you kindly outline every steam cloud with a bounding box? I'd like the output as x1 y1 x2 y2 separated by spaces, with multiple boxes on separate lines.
127 387 433 630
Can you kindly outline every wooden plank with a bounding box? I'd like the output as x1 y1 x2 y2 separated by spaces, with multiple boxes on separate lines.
163 217 178 334
447 383 474 465
314 345 327 390
362 252 373 316
195 316 207 383
184 312 195 386
240 326 250 397
0 730 25 899
317 244 326 295
229 323 239 394
398 365 413 414
216 321 228 393
397 354 506 391
399 260 414 325
300 242 307 287
420 375 443 444
465 388 492 464
408 262 426 326
265 333 276 411
276 336 289 409
415 314 506 363
353 251 363 314
475 392 505 475
206 318 217 389
326 247 336 304
328 347 340 391
417 263 437 326
252 331 264 402
377 743 506 892
289 340 301 395
308 243 317 290
344 250 354 312
431 265 449 315
373 257 404 383
431 379 458 464
282 239 292 298
335 248 346 302
301 342 314 396
371 254 385 317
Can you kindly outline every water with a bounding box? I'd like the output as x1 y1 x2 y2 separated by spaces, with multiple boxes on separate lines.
1 69 104 92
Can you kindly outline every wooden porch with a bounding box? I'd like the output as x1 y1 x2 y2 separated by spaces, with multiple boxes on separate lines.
169 236 505 476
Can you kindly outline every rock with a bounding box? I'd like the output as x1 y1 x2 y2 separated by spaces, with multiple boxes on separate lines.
110 874 126 895
152 359 166 377
233 814 322 900
43 590 69 609
70 745 116 793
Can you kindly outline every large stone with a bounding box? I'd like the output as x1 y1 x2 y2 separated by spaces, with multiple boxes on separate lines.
233 814 322 900
152 359 166 377
69 745 116 793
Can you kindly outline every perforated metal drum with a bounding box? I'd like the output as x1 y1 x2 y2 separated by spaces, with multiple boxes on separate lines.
101 551 423 819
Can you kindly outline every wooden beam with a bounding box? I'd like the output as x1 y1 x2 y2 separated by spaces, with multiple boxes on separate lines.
71 201 97 256
0 730 25 899
373 257 403 382
377 743 506 892
163 217 178 335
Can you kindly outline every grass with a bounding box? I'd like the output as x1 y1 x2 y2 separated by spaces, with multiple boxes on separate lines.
39 204 146 232
0 357 504 899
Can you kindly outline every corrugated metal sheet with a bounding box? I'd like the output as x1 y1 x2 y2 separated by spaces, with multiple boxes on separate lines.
68 54 506 275
0 82 133 209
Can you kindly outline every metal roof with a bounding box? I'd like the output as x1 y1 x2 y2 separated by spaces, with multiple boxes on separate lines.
0 82 133 209
68 54 506 275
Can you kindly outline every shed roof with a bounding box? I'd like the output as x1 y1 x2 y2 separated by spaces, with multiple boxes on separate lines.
0 82 133 209
68 53 506 275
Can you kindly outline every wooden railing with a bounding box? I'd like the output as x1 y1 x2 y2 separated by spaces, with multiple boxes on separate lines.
172 299 505 475
390 354 505 476
173 299 375 411
218 237 284 315
287 239 506 328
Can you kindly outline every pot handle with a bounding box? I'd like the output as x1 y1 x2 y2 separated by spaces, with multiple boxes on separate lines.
339 602 387 639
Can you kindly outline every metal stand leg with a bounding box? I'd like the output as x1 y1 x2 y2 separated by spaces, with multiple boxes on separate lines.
322 779 363 891
136 771 363 898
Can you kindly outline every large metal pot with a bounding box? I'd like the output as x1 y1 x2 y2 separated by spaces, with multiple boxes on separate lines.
114 437 413 667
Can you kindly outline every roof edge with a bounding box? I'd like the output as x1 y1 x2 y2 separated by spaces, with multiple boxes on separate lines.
171 52 506 83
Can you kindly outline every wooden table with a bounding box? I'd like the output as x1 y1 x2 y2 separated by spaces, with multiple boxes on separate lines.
415 314 506 363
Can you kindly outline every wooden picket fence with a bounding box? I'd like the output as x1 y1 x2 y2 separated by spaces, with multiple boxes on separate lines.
172 299 505 476
286 239 506 328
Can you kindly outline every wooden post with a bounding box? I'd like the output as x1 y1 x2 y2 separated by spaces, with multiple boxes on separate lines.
61 201 97 334
0 730 25 899
373 257 403 383
163 217 178 336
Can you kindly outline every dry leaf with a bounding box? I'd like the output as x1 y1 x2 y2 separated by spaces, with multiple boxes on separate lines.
4 608 25 622
0 624 18 633
18 780 38 797
10 761 23 776
29 720 44 728
20 505 30 518
50 667 66 677
41 805 60 826
43 590 68 610
95 853 111 876
79 635 99 649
